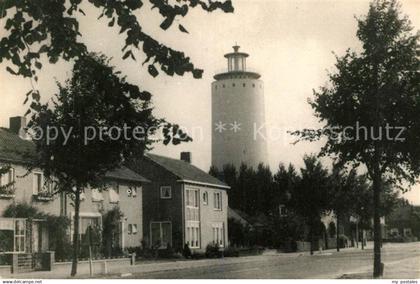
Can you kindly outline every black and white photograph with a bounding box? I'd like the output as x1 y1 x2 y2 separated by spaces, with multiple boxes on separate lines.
0 0 419 281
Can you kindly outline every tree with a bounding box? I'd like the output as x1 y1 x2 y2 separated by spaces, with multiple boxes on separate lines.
28 53 189 276
290 155 331 255
0 0 234 147
292 0 420 277
273 163 298 212
329 166 359 251
0 0 233 79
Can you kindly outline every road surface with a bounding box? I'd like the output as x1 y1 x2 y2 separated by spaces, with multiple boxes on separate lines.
129 242 420 279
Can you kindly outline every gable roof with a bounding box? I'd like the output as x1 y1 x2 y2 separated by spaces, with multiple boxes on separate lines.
0 128 36 164
0 127 148 184
106 166 150 183
145 153 229 189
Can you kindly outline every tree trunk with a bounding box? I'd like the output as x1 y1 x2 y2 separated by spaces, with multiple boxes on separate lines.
309 220 314 255
71 189 81 277
361 230 365 250
336 212 340 252
373 172 383 278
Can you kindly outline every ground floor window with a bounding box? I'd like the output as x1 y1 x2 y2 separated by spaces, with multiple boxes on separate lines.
186 221 200 248
150 222 172 249
212 223 225 247
0 218 26 253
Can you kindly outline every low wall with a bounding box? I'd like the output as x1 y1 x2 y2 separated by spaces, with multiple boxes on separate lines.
296 241 311 252
0 265 11 276
53 257 131 276
327 238 337 249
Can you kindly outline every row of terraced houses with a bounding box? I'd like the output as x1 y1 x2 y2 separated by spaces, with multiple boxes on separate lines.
0 117 229 264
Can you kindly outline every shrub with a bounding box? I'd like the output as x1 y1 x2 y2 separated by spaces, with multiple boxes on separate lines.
182 244 192 259
223 246 239 257
205 243 222 258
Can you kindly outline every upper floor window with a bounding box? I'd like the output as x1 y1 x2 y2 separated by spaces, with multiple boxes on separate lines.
109 183 120 203
127 186 139 198
186 189 199 208
160 186 172 199
92 188 104 202
214 192 222 210
203 191 208 205
0 167 15 186
32 172 43 195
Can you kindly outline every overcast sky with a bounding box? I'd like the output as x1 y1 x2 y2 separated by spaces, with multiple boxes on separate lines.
1 0 419 204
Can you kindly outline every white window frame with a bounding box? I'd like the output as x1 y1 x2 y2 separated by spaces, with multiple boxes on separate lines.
32 172 43 195
160 186 172 199
202 191 208 205
0 167 15 193
214 192 222 211
186 221 200 249
150 221 172 249
91 188 104 202
109 184 120 204
212 222 225 248
128 186 138 198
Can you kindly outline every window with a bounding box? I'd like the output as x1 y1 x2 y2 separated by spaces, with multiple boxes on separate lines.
150 222 172 249
33 172 43 195
279 204 287 217
203 191 208 205
92 189 104 202
0 167 14 186
186 189 199 221
252 83 255 88
222 84 225 88
212 223 225 247
186 189 199 207
160 186 172 199
132 224 138 235
14 219 26 252
214 192 222 210
186 222 200 248
127 186 139 197
109 184 120 203
128 224 133 235
243 83 246 87
232 83 235 87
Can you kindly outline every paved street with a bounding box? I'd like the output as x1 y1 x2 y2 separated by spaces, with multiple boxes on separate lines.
126 242 420 279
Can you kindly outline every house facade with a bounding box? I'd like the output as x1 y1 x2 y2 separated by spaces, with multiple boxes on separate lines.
0 117 149 256
128 152 229 252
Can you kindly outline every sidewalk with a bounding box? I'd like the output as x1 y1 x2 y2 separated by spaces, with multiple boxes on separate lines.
1 246 361 279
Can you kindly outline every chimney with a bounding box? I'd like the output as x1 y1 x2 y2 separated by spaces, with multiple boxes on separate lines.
9 116 27 139
180 152 192 164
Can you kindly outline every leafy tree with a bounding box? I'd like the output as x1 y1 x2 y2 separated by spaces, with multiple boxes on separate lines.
273 163 298 213
102 207 124 258
292 0 420 276
0 0 233 80
28 53 189 276
290 155 331 255
329 166 360 251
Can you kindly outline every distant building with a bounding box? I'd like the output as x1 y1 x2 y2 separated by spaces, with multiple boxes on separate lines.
128 152 229 252
385 201 420 240
212 45 268 169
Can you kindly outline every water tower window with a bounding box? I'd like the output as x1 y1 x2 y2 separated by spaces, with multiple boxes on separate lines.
252 83 255 88
243 83 246 87
223 84 225 88
232 83 235 87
